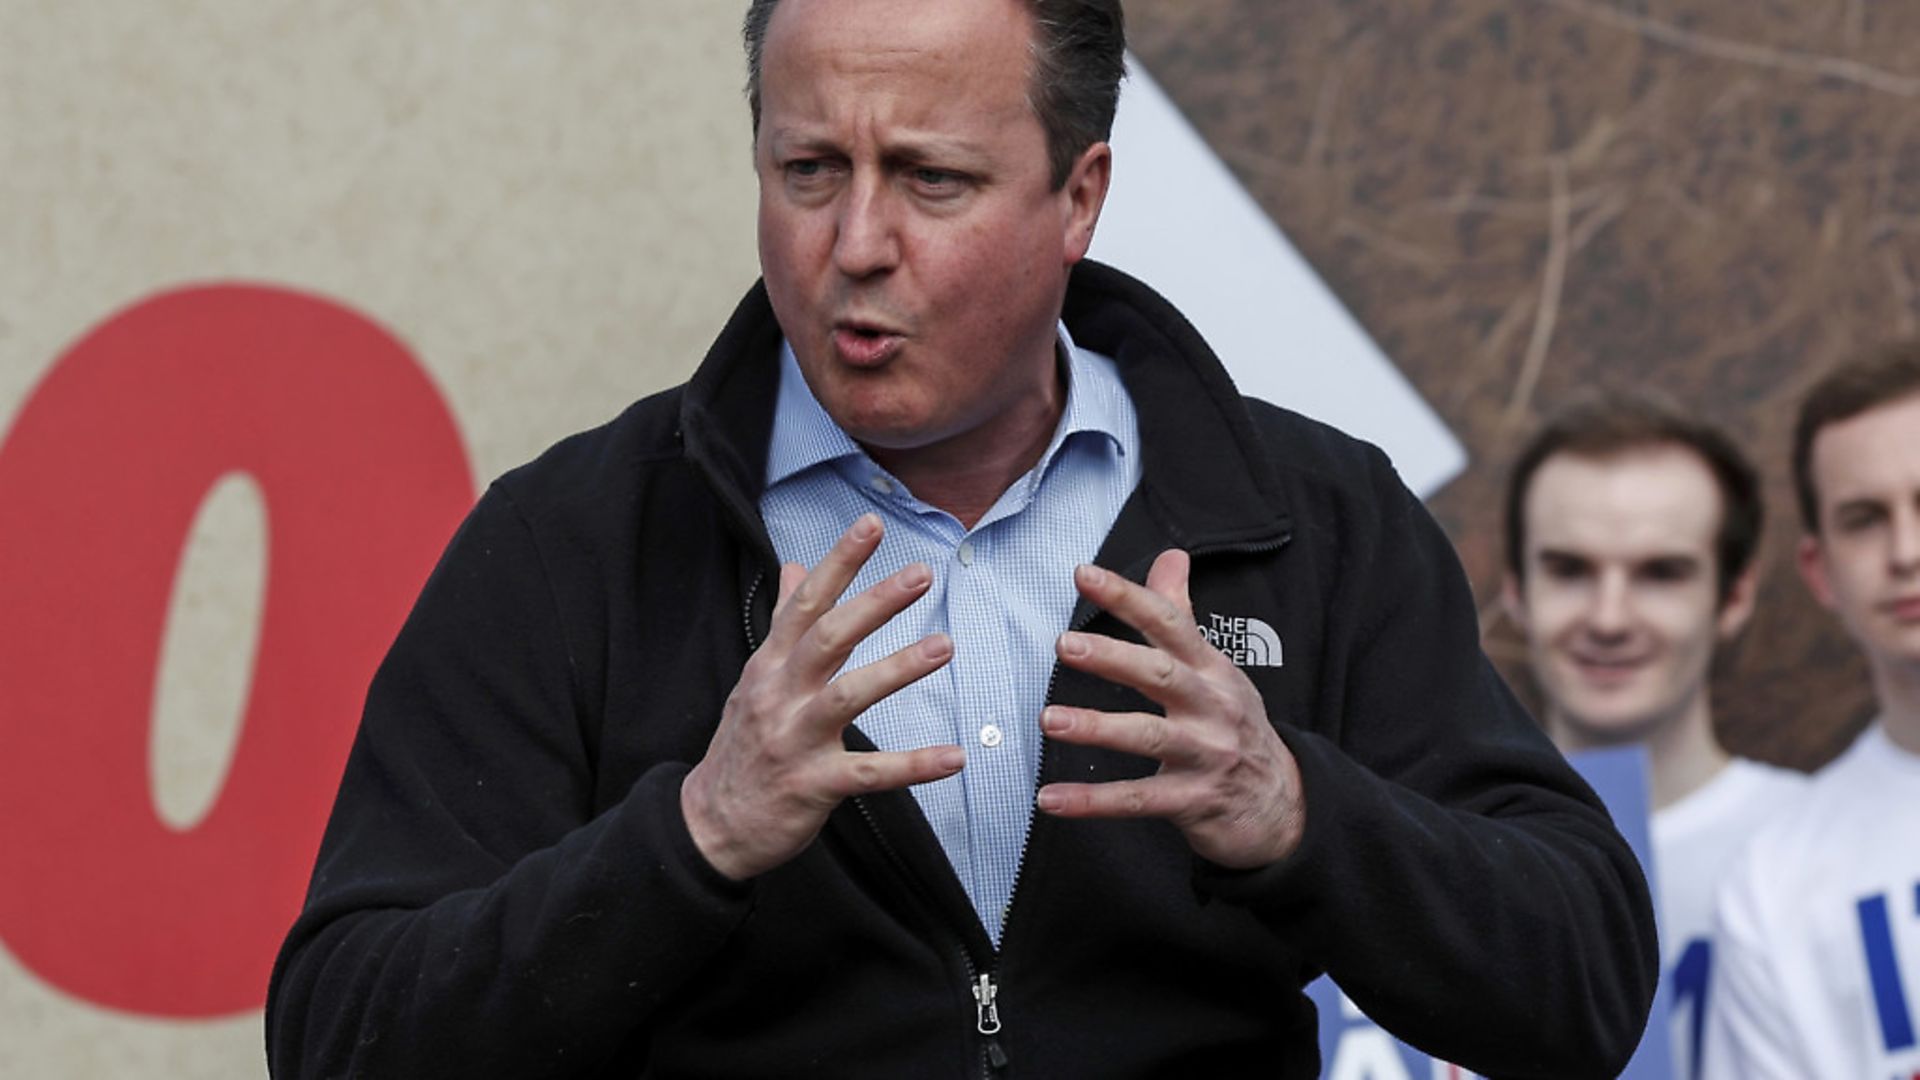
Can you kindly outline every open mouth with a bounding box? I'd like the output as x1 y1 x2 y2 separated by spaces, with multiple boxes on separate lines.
832 322 905 365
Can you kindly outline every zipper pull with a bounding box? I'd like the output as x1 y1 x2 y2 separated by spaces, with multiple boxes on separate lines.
972 973 1002 1035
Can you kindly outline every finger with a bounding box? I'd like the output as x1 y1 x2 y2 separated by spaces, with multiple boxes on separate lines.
825 744 967 799
1038 704 1206 768
1035 776 1190 820
776 562 807 606
806 632 954 728
767 514 885 650
1054 627 1211 710
1144 548 1193 611
1073 558 1210 663
789 561 936 682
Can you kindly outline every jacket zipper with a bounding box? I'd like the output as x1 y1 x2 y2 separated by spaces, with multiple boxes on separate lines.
851 795 1006 1075
748 564 1008 1071
740 570 767 650
973 973 1008 1071
952 580 1118 1077
765 527 1294 1076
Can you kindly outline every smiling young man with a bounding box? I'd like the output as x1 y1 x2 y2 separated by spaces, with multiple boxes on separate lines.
1501 391 1805 1080
1704 342 1920 1080
266 2 1656 1076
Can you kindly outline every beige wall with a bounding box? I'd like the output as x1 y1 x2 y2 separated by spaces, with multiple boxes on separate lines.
2 3 757 1075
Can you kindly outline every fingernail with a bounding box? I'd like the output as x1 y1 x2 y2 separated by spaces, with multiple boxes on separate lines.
1036 788 1063 812
852 513 880 540
899 563 930 590
1076 564 1106 587
939 747 966 771
920 633 952 660
1040 707 1069 734
1057 632 1089 658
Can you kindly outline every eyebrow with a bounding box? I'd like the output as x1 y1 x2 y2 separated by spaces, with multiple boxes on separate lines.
764 126 989 167
1532 547 1704 566
1830 496 1889 517
1533 548 1593 565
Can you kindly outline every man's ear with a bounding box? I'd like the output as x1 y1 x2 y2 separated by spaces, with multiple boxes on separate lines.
1061 141 1112 265
1500 573 1529 633
1716 562 1761 639
1796 534 1838 611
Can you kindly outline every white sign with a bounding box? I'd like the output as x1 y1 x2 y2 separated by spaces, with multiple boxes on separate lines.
1092 60 1466 497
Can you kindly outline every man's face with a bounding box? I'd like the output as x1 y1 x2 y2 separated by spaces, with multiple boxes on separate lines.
1505 445 1753 748
753 0 1107 457
1798 391 1920 674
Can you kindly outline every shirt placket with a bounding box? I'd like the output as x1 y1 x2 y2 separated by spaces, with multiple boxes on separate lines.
945 527 1025 942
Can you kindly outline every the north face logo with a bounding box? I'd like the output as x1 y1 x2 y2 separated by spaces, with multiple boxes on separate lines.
1199 613 1283 668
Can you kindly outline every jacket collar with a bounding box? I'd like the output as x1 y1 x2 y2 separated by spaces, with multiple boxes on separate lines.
1061 260 1292 556
679 260 1294 568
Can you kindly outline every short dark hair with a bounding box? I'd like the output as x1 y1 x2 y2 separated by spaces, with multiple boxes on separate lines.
1792 339 1920 533
742 0 1127 189
1505 389 1764 606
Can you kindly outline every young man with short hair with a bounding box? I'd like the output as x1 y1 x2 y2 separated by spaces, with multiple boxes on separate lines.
1503 391 1804 1080
1705 342 1920 1079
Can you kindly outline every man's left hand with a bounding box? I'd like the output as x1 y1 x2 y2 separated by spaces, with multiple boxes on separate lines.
1035 549 1306 869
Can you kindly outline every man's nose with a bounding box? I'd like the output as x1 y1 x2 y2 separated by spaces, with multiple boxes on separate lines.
1586 571 1633 637
1891 503 1920 576
833 175 900 280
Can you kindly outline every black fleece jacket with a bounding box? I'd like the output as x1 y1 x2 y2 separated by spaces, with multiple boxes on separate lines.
266 261 1657 1079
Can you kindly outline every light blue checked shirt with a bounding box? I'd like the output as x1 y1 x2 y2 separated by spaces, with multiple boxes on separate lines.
760 325 1141 943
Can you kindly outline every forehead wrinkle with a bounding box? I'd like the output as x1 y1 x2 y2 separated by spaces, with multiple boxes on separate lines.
765 118 993 164
762 102 1024 181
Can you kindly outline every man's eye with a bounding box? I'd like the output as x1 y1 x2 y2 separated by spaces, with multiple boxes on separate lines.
785 160 838 184
1539 556 1591 581
1835 506 1886 532
911 167 965 193
1639 559 1699 584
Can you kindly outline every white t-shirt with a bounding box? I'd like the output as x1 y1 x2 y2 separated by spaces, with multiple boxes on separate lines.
1703 723 1920 1080
1651 757 1807 1080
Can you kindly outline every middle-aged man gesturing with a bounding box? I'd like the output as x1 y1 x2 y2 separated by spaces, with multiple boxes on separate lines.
267 1 1657 1076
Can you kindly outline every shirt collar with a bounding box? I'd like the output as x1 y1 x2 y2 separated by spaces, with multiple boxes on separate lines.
764 322 1130 490
764 340 862 488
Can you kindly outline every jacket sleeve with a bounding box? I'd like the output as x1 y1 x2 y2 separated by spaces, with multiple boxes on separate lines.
1197 457 1659 1079
265 484 753 1079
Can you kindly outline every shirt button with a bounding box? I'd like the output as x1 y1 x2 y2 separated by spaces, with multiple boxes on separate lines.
957 541 976 567
869 475 893 495
979 724 1003 748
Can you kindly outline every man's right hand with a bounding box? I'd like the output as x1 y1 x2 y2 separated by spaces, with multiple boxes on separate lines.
680 513 963 881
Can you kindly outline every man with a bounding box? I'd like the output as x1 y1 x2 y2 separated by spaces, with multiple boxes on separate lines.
266 1 1657 1076
1501 392 1805 1080
1704 342 1920 1079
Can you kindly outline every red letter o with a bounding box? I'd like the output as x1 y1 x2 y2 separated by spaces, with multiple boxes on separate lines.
0 284 474 1017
